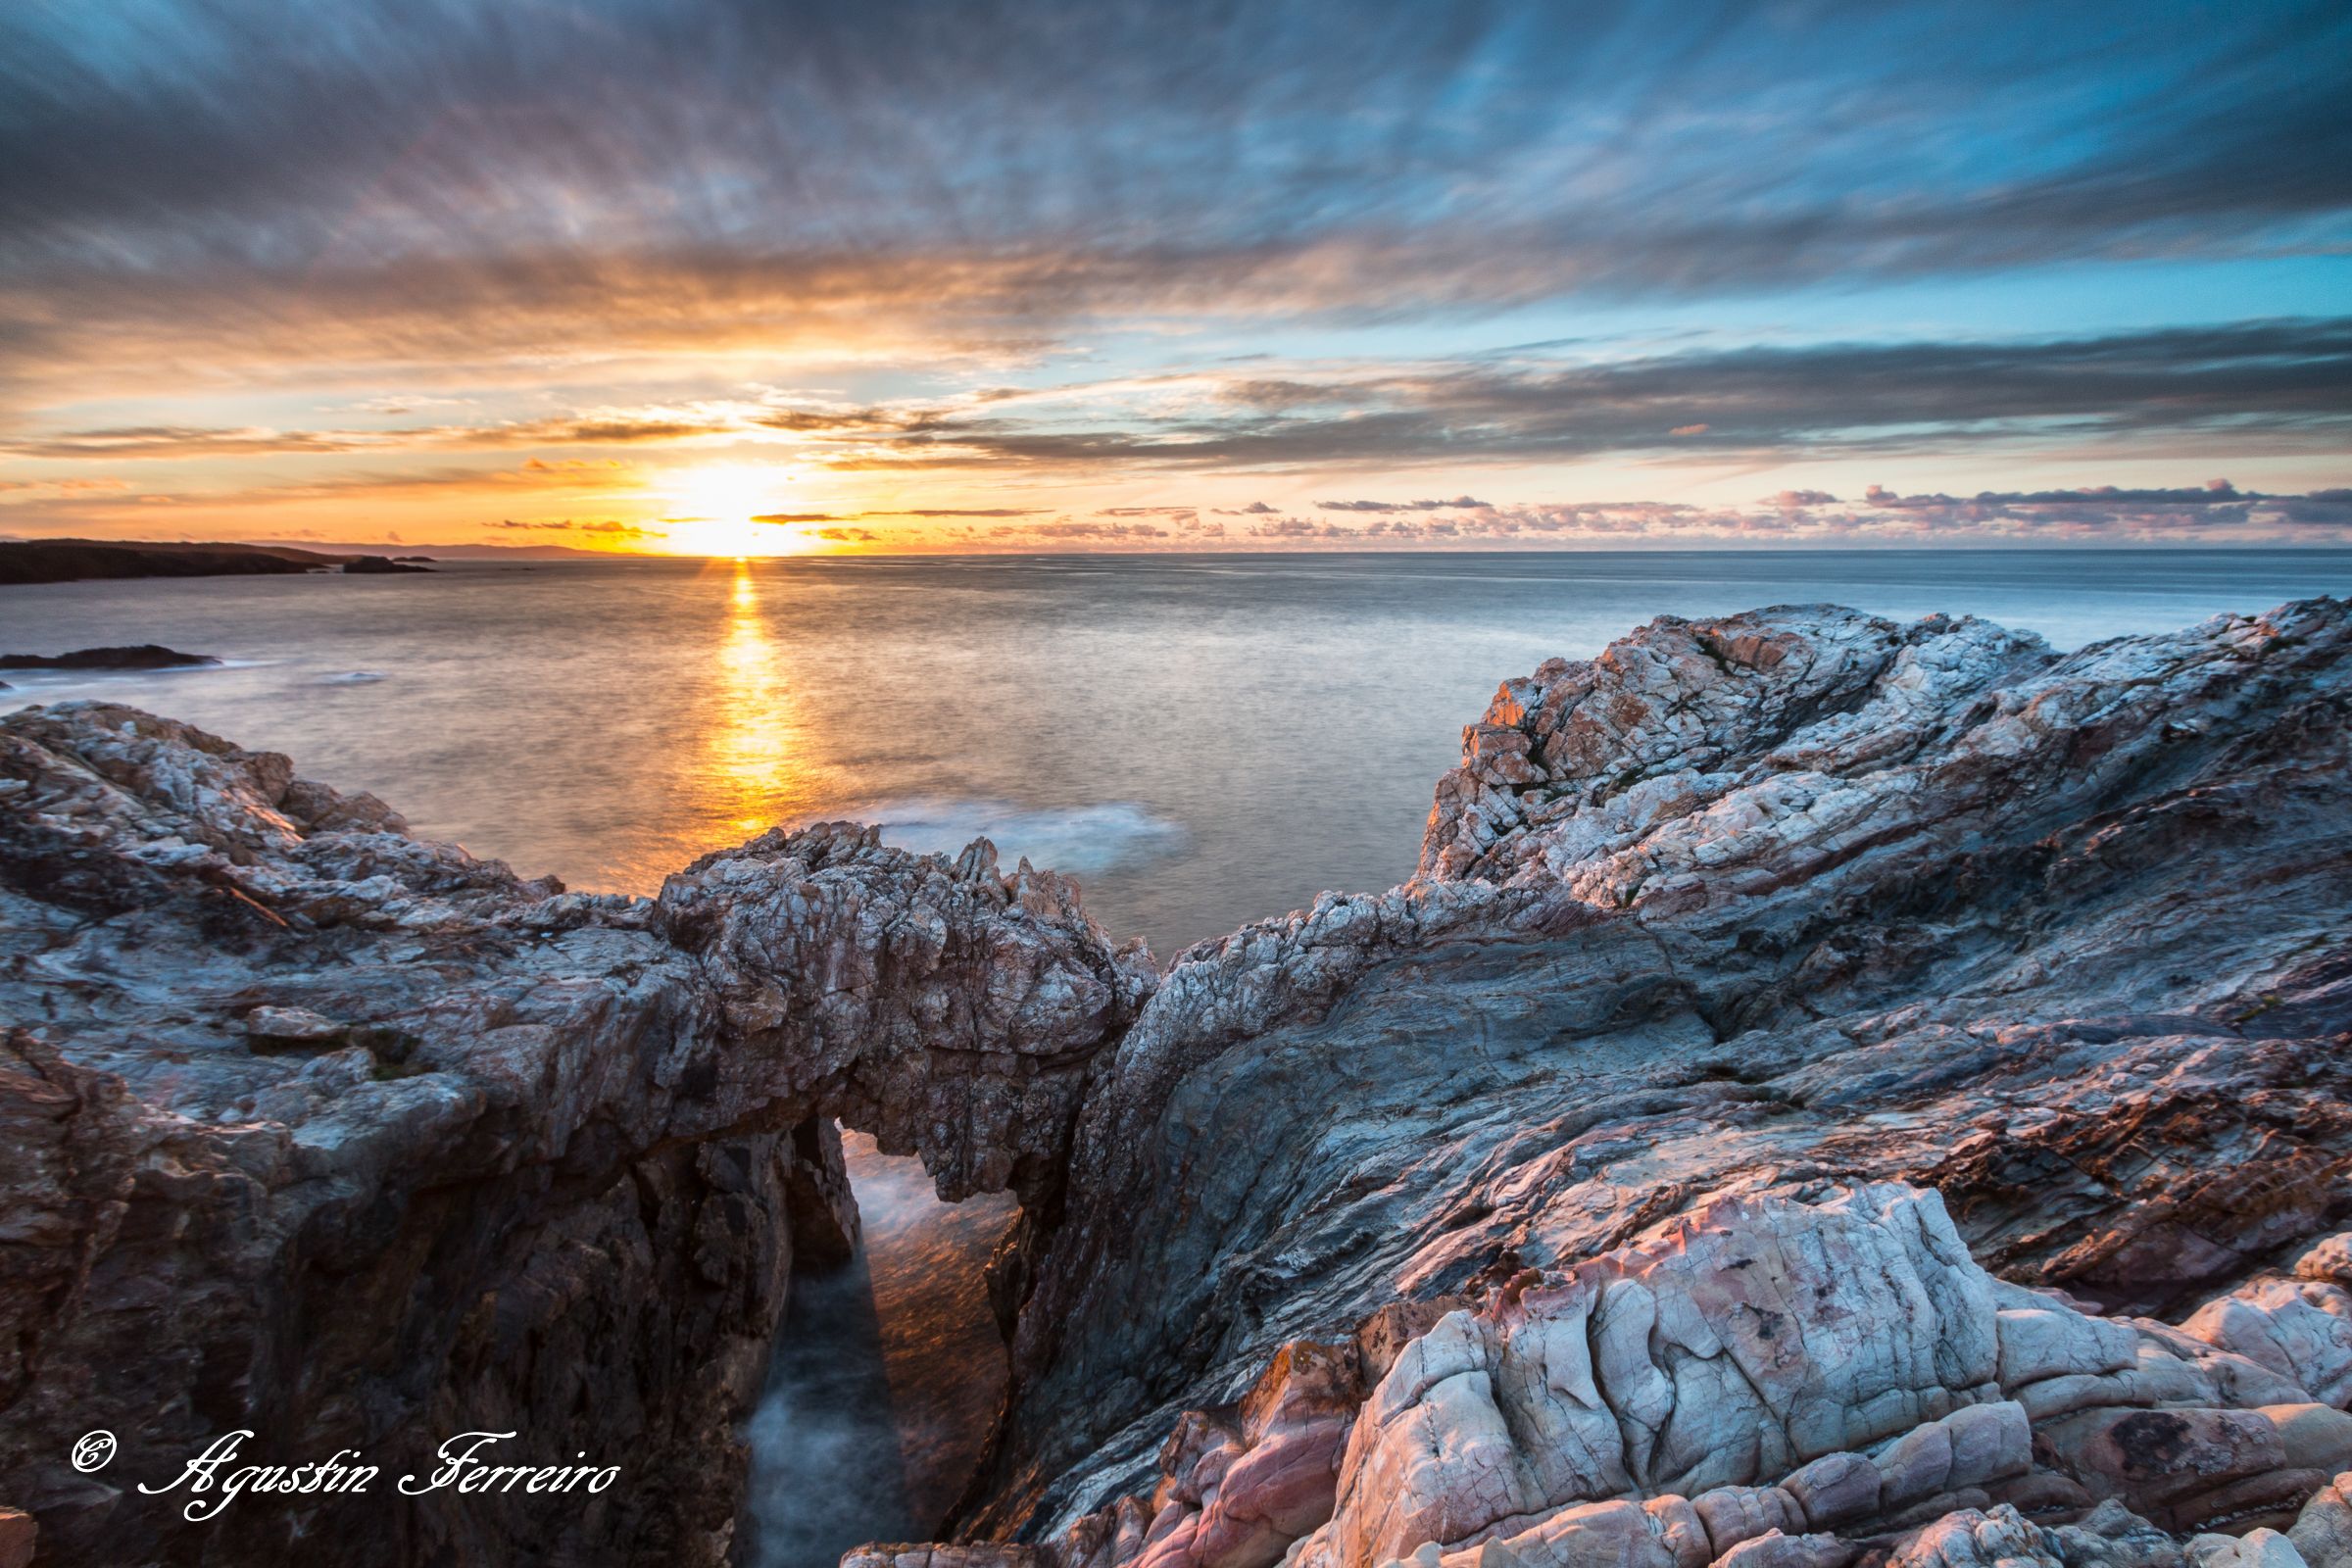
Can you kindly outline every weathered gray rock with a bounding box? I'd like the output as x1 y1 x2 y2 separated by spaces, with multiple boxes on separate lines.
1013 1183 2352 1568
2180 1278 2352 1409
962 599 2352 1568
2288 1475 2352 1568
1293 1186 2022 1568
0 703 1150 1567
661 823 1153 1202
842 1548 1050 1568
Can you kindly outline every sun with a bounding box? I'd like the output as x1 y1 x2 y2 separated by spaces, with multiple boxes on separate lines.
661 464 808 557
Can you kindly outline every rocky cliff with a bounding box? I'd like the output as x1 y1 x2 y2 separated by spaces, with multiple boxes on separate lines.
4 598 2350 1568
953 598 2352 1568
0 707 1148 1566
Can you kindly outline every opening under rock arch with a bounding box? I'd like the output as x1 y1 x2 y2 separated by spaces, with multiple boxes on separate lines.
740 1130 1020 1568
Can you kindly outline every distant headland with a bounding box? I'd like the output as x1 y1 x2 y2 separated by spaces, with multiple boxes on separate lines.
0 538 459 585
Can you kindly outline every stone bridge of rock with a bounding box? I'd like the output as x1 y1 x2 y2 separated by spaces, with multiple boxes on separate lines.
0 703 1153 1567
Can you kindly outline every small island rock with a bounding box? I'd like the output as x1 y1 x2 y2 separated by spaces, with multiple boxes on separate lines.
0 644 220 670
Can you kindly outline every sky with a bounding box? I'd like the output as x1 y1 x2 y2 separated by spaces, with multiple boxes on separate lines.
2 0 2349 554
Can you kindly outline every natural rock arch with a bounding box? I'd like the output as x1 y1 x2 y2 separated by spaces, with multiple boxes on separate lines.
0 705 1152 1567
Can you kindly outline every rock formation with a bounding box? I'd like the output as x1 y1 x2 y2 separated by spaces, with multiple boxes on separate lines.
950 599 2352 1567
0 539 353 586
4 597 2349 1568
0 705 1148 1566
0 647 220 671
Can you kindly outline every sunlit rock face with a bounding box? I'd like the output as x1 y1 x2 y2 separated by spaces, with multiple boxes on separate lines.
0 704 1148 1567
962 599 2352 1568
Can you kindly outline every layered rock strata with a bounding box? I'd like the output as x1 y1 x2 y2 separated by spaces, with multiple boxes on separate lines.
0 705 1149 1566
956 599 2352 1567
972 1190 2352 1568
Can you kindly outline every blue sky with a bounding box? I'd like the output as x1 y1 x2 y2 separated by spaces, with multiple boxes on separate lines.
1 0 2347 549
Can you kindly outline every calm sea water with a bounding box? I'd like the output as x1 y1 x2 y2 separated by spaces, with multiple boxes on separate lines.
9 548 2349 1563
7 550 2346 957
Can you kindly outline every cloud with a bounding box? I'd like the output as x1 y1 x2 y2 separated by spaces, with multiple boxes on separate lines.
754 406 943 435
814 525 879 542
857 507 1042 516
2276 492 2352 526
1247 517 1336 539
0 460 640 527
941 480 2352 550
2 0 2346 411
1835 480 2352 531
1004 518 1171 540
490 516 650 535
1317 496 1492 513
0 474 128 503
349 393 475 415
0 425 371 459
0 412 740 461
767 319 2352 473
17 319 2343 495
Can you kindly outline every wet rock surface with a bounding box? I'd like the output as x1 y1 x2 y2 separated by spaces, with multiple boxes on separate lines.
4 598 2349 1568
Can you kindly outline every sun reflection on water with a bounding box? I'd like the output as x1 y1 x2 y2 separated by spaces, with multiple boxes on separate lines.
703 561 824 838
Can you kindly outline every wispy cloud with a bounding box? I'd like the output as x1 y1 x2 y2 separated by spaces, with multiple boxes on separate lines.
4 3 2348 398
9 3 2347 303
707 321 2352 472
2 1 2346 546
490 516 653 536
1029 481 2352 547
1319 497 1493 513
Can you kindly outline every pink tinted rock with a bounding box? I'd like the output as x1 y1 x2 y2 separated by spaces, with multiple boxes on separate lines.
1711 1530 1862 1568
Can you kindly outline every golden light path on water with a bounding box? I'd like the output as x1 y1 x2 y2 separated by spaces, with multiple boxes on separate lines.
703 561 831 841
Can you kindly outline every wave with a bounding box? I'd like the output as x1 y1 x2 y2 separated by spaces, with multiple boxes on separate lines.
807 797 1183 875
0 658 256 684
316 670 388 684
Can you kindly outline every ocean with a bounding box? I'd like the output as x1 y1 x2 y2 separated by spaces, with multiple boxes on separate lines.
7 549 2347 960
10 547 2349 1563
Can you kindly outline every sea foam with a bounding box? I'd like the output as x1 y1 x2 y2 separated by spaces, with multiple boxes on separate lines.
806 797 1183 875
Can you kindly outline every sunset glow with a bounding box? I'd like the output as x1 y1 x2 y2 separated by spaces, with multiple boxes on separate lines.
703 563 829 835
1 3 2344 553
659 466 811 557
